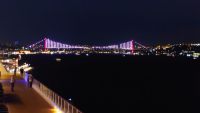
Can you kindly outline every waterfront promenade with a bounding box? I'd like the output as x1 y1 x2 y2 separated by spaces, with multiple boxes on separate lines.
0 64 53 113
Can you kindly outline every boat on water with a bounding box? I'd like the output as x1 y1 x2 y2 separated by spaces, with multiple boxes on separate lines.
56 58 62 62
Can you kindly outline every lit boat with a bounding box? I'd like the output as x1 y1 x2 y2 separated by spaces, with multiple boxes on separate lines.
56 58 62 62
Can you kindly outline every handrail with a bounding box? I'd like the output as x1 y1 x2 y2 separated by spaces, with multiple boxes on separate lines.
33 78 83 113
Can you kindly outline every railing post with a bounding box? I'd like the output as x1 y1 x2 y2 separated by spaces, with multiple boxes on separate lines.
50 90 52 99
59 96 61 108
49 90 51 99
64 101 66 112
47 89 49 98
65 101 68 113
68 103 69 113
63 99 65 111
55 95 57 105
58 96 60 108
56 94 58 105
53 93 56 103
45 86 47 95
61 99 63 111
46 88 48 97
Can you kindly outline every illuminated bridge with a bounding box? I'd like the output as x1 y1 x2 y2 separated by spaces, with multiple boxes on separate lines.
28 38 147 54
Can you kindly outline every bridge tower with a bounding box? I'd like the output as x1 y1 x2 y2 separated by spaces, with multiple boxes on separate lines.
44 37 47 51
131 40 135 54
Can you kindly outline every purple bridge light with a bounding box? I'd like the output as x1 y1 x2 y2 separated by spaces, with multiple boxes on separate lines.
29 37 146 53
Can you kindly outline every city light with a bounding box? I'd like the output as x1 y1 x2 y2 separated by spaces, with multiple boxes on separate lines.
68 98 72 101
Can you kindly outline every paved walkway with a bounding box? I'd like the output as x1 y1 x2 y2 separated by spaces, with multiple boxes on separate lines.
0 62 53 113
1 79 53 113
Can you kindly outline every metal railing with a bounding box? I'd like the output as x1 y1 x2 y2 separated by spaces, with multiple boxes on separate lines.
33 79 83 113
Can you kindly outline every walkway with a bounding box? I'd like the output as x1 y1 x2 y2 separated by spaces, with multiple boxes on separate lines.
0 62 53 113
1 79 53 113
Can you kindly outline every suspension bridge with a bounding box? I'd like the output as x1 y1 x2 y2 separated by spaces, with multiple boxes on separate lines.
28 38 147 54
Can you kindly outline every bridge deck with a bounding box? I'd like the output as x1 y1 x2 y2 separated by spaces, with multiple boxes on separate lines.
1 78 53 113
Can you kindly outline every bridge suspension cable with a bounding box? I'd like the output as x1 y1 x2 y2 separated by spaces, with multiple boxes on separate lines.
28 38 146 52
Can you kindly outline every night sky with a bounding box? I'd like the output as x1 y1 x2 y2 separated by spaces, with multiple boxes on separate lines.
0 0 200 46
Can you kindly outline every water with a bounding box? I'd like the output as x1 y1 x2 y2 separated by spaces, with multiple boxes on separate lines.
19 54 200 113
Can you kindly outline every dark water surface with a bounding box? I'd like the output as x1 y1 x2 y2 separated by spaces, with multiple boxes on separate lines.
19 54 200 113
